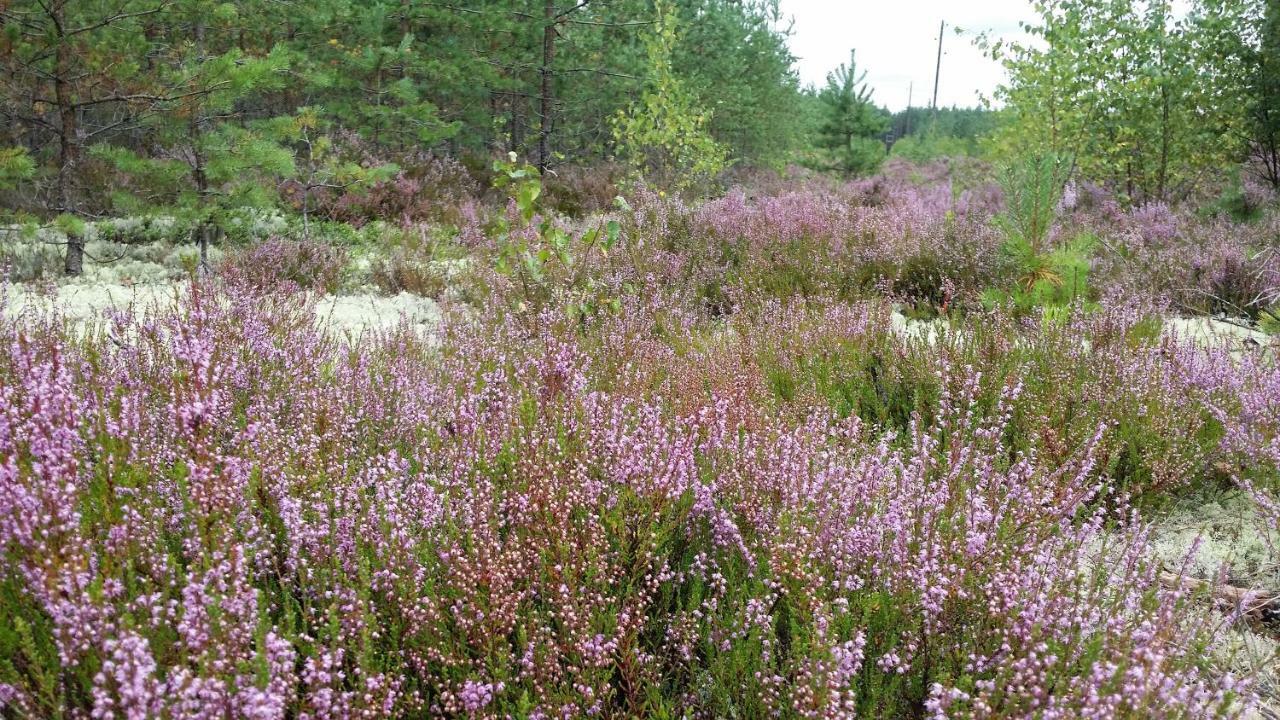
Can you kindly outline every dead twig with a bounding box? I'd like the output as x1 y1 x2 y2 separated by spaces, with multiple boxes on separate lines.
1159 571 1280 621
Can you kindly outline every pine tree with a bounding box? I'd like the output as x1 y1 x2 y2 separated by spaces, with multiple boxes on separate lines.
671 0 801 168
0 0 169 272
96 1 295 265
301 1 459 152
817 50 889 176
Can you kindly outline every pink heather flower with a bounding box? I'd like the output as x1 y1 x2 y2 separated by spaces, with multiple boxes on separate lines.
459 680 504 713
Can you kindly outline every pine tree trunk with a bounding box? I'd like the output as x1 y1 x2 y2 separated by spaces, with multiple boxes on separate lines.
199 223 209 269
50 0 85 277
191 15 214 273
64 229 84 276
538 0 556 174
194 221 221 271
52 0 78 214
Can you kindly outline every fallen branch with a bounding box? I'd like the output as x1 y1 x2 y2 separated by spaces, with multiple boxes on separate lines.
1160 571 1280 621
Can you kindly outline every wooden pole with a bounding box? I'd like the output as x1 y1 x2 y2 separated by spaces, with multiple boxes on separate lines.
931 20 944 126
905 81 913 136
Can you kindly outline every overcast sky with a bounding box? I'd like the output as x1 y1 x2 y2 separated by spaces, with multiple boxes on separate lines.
776 0 1036 111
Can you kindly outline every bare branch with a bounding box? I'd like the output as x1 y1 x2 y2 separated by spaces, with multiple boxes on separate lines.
565 18 654 28
66 2 170 38
554 0 591 21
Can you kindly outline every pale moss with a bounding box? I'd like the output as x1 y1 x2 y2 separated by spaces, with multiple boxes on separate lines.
3 280 443 342
1212 624 1278 715
1148 492 1279 593
1163 317 1273 353
224 207 292 241
889 310 948 346
314 291 442 339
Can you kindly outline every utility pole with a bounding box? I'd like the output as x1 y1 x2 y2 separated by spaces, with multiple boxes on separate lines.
931 20 944 126
905 81 913 137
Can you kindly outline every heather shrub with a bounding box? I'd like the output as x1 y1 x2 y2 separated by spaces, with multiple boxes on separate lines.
369 249 447 298
891 252 949 315
1204 172 1276 222
1192 351 1280 540
319 149 478 226
368 227 452 298
1197 241 1280 322
1025 313 1228 502
745 303 1227 504
6 151 1280 717
542 164 624 216
0 285 1259 717
1089 212 1279 319
759 330 937 432
219 237 349 293
1127 201 1182 244
674 179 1008 311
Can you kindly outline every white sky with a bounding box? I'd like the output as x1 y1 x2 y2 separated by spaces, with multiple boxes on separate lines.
776 0 1036 111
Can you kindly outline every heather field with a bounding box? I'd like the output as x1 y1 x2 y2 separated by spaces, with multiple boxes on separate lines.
3 2 1280 715
2 157 1279 718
